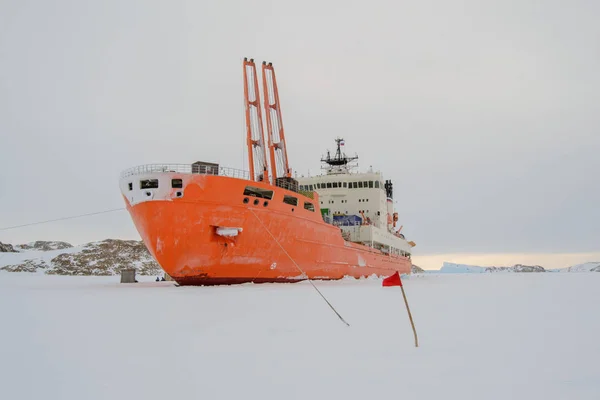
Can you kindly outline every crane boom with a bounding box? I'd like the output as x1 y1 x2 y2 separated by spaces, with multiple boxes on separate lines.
262 61 291 182
243 58 269 182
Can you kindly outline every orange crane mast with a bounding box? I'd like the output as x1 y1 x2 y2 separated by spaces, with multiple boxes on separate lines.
262 61 291 184
242 58 270 183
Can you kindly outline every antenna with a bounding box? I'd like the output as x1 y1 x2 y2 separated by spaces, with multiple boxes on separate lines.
320 137 359 175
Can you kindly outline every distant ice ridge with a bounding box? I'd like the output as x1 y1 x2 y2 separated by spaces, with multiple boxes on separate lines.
440 262 546 273
558 262 600 273
440 261 600 273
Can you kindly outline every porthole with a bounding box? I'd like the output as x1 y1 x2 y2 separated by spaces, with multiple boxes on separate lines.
243 197 249 204
253 199 259 205
291 208 295 212
263 201 268 207
176 191 182 197
145 191 152 197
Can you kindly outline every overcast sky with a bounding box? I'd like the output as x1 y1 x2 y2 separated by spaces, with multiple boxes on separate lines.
1 0 598 268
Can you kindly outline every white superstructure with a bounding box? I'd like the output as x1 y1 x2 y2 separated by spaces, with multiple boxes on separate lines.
296 139 414 257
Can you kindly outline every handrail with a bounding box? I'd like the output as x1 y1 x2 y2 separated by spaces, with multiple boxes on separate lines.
120 164 250 180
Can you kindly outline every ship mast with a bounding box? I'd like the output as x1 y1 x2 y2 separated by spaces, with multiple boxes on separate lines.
243 58 270 182
321 137 359 174
262 61 291 183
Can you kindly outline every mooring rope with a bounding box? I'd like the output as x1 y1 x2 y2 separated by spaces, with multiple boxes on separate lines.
249 208 350 327
0 208 126 231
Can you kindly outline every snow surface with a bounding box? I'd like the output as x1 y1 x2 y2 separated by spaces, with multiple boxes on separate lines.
0 273 598 400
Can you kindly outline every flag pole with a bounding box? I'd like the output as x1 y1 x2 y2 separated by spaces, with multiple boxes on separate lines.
400 284 419 347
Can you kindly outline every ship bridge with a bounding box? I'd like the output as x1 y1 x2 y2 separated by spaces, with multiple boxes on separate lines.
296 139 412 256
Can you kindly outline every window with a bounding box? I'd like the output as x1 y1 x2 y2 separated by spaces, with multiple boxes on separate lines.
283 195 298 206
128 182 133 191
374 181 380 188
304 202 315 212
327 182 332 188
309 185 313 190
363 181 368 187
172 179 183 188
343 182 347 188
333 182 338 188
243 186 274 199
140 179 159 189
359 199 362 202
368 181 373 188
338 182 341 187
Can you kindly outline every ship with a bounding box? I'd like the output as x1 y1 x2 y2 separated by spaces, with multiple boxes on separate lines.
118 58 415 286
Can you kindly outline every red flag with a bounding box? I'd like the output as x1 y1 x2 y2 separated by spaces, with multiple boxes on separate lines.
382 271 402 287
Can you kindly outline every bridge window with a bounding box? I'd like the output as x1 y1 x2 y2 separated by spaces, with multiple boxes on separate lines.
283 195 298 206
128 182 133 191
304 202 315 212
369 181 373 188
172 179 183 188
358 182 363 188
140 179 159 189
333 182 338 188
327 182 332 188
343 182 347 188
374 181 380 188
363 181 368 187
243 186 274 200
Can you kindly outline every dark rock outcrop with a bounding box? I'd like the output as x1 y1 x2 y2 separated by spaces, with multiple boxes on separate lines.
485 264 546 273
47 239 161 276
0 242 16 252
2 239 161 276
411 264 424 273
16 241 73 251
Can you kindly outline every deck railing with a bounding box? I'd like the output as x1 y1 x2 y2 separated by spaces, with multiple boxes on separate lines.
120 164 250 180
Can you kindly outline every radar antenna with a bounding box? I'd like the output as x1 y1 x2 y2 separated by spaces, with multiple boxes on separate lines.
320 138 358 174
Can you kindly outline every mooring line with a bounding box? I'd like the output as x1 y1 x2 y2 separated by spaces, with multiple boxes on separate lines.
249 208 350 327
0 208 126 231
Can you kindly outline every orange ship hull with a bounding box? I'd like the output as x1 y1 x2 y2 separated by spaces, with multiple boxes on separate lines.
123 174 411 286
